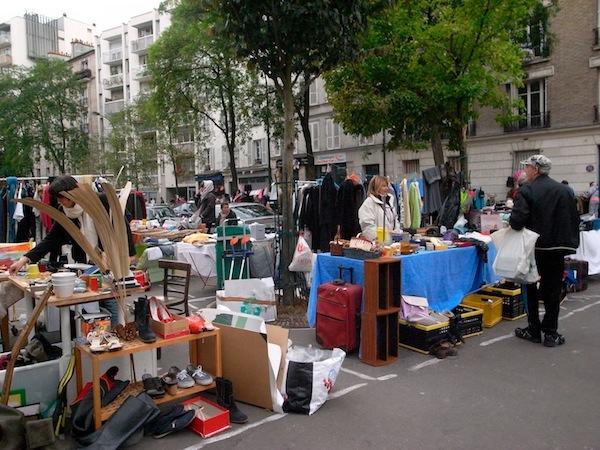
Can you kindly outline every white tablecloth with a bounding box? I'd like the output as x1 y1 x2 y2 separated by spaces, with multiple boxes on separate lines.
573 230 600 275
174 242 217 278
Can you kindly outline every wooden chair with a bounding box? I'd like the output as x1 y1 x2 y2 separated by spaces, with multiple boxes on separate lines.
158 259 192 316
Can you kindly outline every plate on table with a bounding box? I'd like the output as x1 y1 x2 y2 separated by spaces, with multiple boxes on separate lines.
64 263 93 271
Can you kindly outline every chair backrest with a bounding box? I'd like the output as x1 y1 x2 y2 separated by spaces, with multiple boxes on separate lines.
158 259 192 315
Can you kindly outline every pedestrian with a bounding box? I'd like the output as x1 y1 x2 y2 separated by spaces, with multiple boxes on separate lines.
561 180 575 197
8 175 137 327
587 181 599 217
510 155 580 347
194 180 217 229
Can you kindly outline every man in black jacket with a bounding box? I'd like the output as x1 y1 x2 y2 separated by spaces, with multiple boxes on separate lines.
510 155 580 347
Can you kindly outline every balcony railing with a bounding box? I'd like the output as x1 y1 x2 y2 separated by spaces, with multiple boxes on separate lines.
102 49 123 64
132 65 149 80
104 100 125 114
0 53 12 66
102 73 124 88
504 112 551 132
131 35 154 54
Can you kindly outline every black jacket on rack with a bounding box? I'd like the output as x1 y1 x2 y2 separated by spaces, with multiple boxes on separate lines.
317 173 338 251
336 178 364 239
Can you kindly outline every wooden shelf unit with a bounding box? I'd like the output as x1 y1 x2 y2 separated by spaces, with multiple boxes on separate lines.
74 329 222 430
361 258 401 366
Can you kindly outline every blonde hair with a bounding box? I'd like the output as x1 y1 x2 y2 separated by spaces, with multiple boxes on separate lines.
367 175 388 196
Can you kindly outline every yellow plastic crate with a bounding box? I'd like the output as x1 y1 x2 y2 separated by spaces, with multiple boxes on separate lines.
461 294 502 327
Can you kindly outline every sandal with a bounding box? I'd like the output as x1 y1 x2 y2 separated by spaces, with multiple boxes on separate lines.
103 333 123 351
87 331 107 353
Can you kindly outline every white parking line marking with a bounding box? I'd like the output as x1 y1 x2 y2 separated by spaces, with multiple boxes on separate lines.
341 367 397 381
409 359 440 371
328 382 368 398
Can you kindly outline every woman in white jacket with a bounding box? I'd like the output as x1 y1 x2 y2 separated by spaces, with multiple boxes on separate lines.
358 175 400 241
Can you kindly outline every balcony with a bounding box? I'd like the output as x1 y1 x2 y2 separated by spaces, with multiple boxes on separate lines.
504 112 551 133
254 158 263 166
0 53 12 67
102 49 123 65
0 32 10 47
102 73 124 89
132 65 150 81
104 99 125 115
130 35 154 54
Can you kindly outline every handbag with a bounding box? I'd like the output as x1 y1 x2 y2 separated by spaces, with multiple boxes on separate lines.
400 295 440 326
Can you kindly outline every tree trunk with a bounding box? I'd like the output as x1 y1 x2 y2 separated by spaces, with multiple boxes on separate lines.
280 71 296 307
298 88 316 180
430 124 444 167
458 124 469 188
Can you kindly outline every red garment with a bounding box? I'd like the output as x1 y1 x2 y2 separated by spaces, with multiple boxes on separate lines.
41 183 53 231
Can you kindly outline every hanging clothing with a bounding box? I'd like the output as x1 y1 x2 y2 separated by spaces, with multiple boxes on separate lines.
408 181 422 229
401 179 411 229
335 177 364 239
422 166 443 215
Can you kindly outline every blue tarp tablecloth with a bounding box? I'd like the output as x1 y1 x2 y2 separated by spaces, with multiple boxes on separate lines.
307 245 498 328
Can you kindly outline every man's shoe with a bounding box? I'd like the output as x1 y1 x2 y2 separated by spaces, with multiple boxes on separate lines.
168 366 195 389
515 326 542 343
543 332 565 347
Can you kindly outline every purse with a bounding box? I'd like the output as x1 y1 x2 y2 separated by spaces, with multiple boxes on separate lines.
400 295 439 325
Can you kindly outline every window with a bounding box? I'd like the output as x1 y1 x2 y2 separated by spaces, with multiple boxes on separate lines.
403 159 420 178
364 164 379 182
309 81 319 105
177 127 194 143
273 139 281 157
326 119 341 150
253 138 266 165
358 135 374 146
512 150 538 174
309 121 319 151
505 79 550 132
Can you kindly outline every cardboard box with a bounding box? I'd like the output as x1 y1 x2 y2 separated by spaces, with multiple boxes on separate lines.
219 278 278 322
462 293 502 327
80 307 112 336
216 292 277 322
198 308 288 412
150 314 190 339
183 396 230 438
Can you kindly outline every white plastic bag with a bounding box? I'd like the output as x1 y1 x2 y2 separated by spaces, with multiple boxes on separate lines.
281 346 345 415
491 227 539 284
288 234 314 272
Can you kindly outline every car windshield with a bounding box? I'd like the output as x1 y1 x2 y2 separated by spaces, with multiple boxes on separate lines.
148 207 177 219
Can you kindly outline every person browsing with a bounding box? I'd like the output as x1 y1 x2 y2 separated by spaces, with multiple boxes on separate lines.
510 155 580 347
218 202 238 226
358 175 400 241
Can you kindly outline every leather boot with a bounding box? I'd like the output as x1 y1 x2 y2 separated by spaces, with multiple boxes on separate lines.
75 392 160 449
135 297 156 343
216 377 248 424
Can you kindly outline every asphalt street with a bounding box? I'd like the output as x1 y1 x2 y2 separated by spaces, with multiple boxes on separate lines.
37 271 600 449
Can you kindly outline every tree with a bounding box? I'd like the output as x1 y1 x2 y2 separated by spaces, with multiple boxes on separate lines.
149 0 260 192
325 0 552 182
206 0 383 305
104 105 158 190
0 59 90 175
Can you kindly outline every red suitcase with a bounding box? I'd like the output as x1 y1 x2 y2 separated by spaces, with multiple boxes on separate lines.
316 267 362 352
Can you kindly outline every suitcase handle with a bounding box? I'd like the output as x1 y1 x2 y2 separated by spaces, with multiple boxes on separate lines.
338 266 354 284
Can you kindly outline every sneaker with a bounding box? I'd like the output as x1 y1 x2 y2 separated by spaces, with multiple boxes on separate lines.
543 332 565 347
168 366 195 389
186 364 214 386
515 326 542 343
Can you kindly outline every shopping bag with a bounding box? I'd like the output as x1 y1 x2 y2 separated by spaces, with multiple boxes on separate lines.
491 227 539 284
288 234 314 272
281 346 345 415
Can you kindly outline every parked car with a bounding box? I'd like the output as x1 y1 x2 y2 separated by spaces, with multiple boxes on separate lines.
216 202 277 232
146 205 180 225
172 201 197 217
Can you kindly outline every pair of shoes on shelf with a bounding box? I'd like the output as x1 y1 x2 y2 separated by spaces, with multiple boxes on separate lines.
186 365 213 386
429 340 458 359
161 374 178 396
87 332 123 353
145 404 195 439
167 366 195 389
543 332 565 347
515 326 542 343
142 374 165 398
